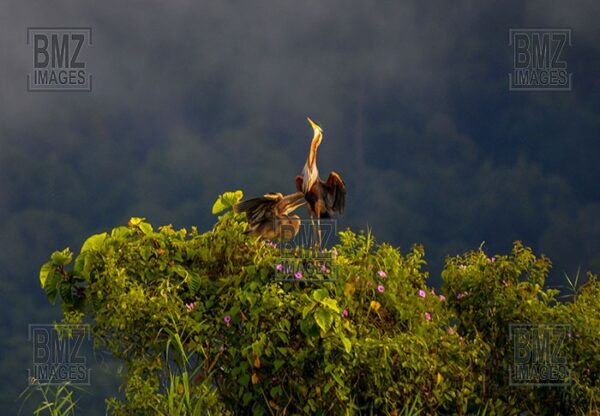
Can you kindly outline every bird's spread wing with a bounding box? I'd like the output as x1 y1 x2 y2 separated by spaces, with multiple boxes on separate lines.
295 175 304 193
234 192 305 234
276 191 306 216
322 171 346 215
263 193 284 201
234 195 278 225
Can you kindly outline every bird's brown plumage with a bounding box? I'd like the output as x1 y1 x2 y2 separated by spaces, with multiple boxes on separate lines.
234 192 306 241
296 117 346 245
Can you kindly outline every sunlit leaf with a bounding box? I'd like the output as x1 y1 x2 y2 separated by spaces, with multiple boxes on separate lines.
314 308 333 332
80 232 108 253
51 248 73 266
340 334 352 354
211 190 243 214
40 261 59 304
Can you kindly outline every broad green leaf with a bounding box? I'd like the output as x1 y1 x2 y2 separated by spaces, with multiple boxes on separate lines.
340 334 352 354
39 261 53 288
51 248 73 266
40 262 59 304
302 304 314 318
239 373 250 387
312 288 329 302
80 232 108 253
331 371 344 386
128 217 145 226
229 305 240 317
59 282 74 306
211 190 243 214
320 297 340 313
314 308 333 332
189 273 202 294
275 331 289 343
111 226 132 238
74 232 107 278
300 318 319 338
172 265 189 278
138 222 153 235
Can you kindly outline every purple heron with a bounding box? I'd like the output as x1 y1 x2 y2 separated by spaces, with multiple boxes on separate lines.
234 192 306 241
295 117 346 246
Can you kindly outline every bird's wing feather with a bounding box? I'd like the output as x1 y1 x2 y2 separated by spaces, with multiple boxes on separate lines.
321 171 346 215
295 175 304 193
234 196 277 224
263 193 284 201
276 191 306 215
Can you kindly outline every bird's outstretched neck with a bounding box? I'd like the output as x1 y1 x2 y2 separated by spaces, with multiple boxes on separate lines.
304 117 323 192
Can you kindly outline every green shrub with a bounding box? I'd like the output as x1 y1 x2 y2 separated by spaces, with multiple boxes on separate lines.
39 205 599 415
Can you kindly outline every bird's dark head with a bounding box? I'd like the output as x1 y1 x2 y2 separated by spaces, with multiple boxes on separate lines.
307 117 323 134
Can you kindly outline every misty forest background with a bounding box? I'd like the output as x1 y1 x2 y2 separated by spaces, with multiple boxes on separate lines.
1 0 599 413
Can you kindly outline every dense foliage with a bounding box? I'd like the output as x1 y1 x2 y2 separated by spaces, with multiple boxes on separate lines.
40 204 599 415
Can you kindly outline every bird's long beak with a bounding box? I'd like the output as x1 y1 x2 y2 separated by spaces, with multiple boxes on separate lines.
307 117 322 132
289 199 306 212
281 193 306 214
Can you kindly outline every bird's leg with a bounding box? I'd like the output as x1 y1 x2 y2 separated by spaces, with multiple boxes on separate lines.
309 213 316 250
315 204 322 250
317 217 322 250
306 204 315 250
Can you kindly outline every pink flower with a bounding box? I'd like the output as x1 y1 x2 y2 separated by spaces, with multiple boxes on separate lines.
418 289 426 298
377 284 385 293
430 288 436 296
439 295 446 302
424 312 431 321
294 271 303 280
331 248 338 258
457 292 467 300
377 270 387 278
447 327 456 335
276 263 283 272
224 315 232 326
185 302 196 312
342 309 349 317
321 264 329 273
489 256 496 263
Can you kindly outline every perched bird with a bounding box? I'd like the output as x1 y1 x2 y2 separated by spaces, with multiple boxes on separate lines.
295 117 346 246
234 192 306 241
